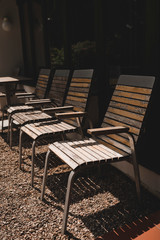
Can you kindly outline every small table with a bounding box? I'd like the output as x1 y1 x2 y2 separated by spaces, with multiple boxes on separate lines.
0 77 19 105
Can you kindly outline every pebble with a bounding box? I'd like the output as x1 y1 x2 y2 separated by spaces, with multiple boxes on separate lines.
0 132 160 239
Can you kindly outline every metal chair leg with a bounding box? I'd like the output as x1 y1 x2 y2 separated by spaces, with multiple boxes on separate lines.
19 129 24 169
41 149 51 200
9 118 13 148
7 114 11 142
1 109 4 134
62 170 76 234
31 140 36 187
128 133 141 203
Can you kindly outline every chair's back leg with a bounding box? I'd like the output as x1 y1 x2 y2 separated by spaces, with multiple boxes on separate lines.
128 133 141 203
62 170 76 234
31 140 36 187
41 149 52 200
19 129 24 169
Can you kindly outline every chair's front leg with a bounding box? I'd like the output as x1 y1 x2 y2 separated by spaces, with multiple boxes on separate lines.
9 118 13 148
19 129 24 169
1 109 5 134
127 133 141 203
41 149 51 200
62 170 76 234
31 140 36 187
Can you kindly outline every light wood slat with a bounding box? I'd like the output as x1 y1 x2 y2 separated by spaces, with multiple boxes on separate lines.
71 78 91 83
97 138 130 156
68 91 88 98
105 112 142 129
58 121 76 131
52 122 72 132
63 142 93 163
25 124 45 135
93 143 123 158
87 145 112 160
70 82 90 88
68 86 90 93
108 107 144 121
36 124 53 134
116 85 152 94
68 139 95 148
50 144 79 170
68 140 105 162
21 126 38 139
106 133 130 147
38 74 50 78
109 101 146 115
66 96 87 103
70 146 96 162
99 135 131 154
114 90 150 101
54 142 85 165
59 121 75 129
42 123 63 133
112 96 148 108
80 146 102 160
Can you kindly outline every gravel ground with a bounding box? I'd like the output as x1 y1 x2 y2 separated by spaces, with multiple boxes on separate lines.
0 129 160 239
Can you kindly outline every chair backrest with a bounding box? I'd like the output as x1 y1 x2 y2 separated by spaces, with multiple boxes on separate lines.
98 75 155 155
35 68 51 99
47 69 71 106
64 69 94 126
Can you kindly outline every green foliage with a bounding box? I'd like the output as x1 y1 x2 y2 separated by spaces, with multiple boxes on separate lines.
50 47 64 67
50 40 96 68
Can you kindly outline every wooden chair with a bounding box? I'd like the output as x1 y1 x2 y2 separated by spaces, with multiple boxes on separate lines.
2 68 51 133
40 74 155 234
8 69 71 147
18 69 94 186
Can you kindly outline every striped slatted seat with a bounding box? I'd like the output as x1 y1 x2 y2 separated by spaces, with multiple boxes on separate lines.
40 74 155 235
47 69 71 107
8 69 71 147
61 69 93 127
2 69 51 134
19 69 94 186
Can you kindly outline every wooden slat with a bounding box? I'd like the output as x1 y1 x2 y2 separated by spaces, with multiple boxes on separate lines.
98 135 131 154
114 90 150 101
70 82 90 88
71 78 91 83
111 96 148 108
115 85 152 95
105 112 142 129
108 107 144 121
50 144 79 169
109 101 146 115
21 126 38 139
54 142 85 165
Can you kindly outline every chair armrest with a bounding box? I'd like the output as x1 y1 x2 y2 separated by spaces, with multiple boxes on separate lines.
16 94 36 99
87 126 129 136
42 106 74 113
25 99 51 105
15 92 34 97
55 111 86 119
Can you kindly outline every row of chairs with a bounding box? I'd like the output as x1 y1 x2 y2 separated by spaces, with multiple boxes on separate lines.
1 69 156 234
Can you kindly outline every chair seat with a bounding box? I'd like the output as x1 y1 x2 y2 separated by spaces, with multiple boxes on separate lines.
21 120 77 140
49 138 130 170
11 110 52 125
